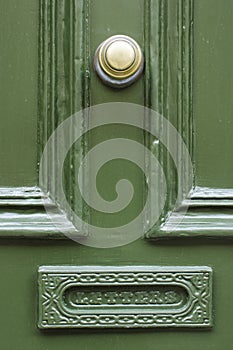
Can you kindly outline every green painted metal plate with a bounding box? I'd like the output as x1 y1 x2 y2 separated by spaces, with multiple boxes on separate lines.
38 266 212 329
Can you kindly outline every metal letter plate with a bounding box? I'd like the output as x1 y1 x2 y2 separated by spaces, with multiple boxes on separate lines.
38 266 213 329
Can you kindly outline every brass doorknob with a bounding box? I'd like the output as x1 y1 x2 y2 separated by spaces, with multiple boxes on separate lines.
94 35 144 88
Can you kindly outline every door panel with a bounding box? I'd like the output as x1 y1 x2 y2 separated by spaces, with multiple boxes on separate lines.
194 0 233 188
0 242 232 350
0 0 38 186
0 0 232 349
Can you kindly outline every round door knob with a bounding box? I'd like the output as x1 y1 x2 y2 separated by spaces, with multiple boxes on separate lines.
94 35 144 89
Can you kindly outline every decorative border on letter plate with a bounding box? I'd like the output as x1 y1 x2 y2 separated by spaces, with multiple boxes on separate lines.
38 266 212 329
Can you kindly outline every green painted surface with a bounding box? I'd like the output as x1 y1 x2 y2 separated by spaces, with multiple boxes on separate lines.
0 0 232 349
38 266 212 329
90 0 144 105
0 241 232 349
0 0 38 186
194 0 233 188
88 0 145 229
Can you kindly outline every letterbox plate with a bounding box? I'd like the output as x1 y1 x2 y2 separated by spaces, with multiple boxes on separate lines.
38 266 212 329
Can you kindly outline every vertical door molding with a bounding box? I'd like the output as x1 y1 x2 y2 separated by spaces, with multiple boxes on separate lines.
0 0 91 239
147 0 233 239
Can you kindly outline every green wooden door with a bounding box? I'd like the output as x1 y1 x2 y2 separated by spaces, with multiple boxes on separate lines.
0 0 232 349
